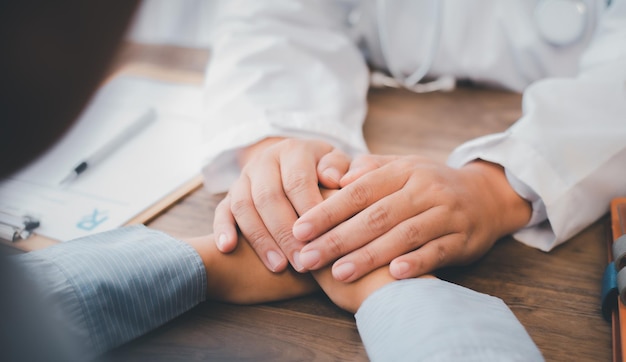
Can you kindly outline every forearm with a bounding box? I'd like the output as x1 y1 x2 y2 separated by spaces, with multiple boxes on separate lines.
183 233 317 305
311 266 398 313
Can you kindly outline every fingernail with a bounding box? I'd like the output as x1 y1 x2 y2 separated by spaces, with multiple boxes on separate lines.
390 261 410 278
333 262 356 281
293 222 313 240
292 251 304 271
322 168 341 184
266 250 283 272
299 250 321 269
216 233 228 251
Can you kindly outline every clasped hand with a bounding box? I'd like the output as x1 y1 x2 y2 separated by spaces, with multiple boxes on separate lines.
214 139 531 282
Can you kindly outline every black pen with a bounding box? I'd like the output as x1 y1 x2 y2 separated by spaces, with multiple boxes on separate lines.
59 108 157 185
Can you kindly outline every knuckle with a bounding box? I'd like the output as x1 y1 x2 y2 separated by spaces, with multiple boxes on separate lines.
364 204 391 234
283 170 310 195
436 243 448 265
273 225 297 247
324 232 347 256
246 229 271 250
349 183 373 209
230 197 252 217
358 247 379 268
394 221 423 249
253 186 280 208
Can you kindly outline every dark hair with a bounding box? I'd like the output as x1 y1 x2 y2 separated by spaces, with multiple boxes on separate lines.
0 0 138 178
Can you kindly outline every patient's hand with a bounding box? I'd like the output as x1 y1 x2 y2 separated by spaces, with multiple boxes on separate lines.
183 234 318 305
184 188 426 311
313 266 435 313
312 266 393 313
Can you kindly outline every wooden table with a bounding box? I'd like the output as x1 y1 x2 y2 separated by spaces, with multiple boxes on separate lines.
95 43 611 361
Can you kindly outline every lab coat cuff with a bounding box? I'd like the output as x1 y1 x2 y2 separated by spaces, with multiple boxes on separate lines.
505 168 548 227
447 132 559 251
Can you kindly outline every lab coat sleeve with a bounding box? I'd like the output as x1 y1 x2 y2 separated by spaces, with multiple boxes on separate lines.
13 225 207 360
448 0 626 251
201 0 370 193
355 279 544 361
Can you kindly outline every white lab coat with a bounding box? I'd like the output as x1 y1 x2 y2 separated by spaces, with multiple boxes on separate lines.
201 0 626 252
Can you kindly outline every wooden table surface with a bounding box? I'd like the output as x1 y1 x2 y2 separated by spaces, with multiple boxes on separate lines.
98 43 612 361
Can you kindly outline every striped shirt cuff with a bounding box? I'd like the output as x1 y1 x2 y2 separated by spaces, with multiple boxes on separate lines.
15 225 207 358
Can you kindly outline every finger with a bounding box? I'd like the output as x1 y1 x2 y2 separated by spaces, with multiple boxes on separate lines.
299 189 415 271
317 148 351 189
340 154 398 187
251 155 309 271
293 164 405 242
389 233 466 279
230 175 288 273
329 206 450 282
280 140 333 217
213 194 239 253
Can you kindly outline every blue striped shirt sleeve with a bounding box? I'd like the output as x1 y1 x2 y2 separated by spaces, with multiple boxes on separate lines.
355 278 544 362
14 225 207 359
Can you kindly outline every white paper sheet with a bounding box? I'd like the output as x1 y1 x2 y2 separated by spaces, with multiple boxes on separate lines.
0 76 206 241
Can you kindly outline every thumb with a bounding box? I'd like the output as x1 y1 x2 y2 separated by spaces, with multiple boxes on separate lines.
317 148 351 189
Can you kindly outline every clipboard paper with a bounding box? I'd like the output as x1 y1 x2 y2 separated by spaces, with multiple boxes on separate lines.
0 76 207 245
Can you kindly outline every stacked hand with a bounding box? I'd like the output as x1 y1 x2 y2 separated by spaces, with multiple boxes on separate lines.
213 137 350 272
214 139 531 283
295 155 532 281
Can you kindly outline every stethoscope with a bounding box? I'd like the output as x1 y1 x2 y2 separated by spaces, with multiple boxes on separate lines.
373 0 594 93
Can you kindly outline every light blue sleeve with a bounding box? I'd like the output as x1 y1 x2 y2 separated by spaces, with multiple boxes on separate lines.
13 225 207 359
355 278 544 362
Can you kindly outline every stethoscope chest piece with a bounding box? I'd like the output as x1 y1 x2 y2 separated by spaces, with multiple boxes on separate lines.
534 0 588 46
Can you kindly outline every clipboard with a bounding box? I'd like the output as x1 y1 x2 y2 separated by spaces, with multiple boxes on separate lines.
0 75 208 251
602 197 626 362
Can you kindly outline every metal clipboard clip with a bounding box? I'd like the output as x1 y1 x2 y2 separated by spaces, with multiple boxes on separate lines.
0 211 40 242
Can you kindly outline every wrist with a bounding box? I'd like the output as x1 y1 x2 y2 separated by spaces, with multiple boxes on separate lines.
180 235 215 295
313 267 434 314
462 160 532 238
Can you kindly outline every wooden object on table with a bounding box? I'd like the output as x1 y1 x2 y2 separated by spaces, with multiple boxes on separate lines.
608 197 626 362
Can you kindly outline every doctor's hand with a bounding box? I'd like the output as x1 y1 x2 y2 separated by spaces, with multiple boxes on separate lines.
213 137 351 273
293 155 532 282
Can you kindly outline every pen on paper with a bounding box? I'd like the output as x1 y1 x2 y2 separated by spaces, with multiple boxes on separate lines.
59 108 157 185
